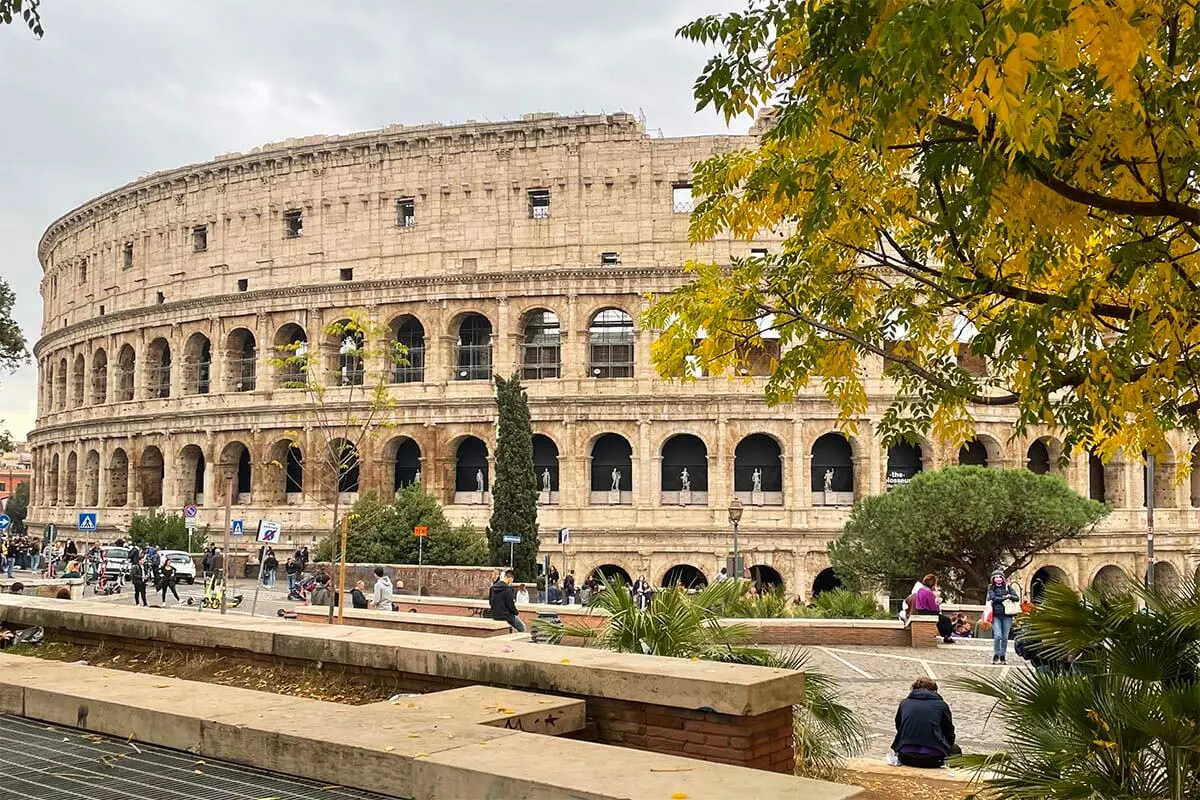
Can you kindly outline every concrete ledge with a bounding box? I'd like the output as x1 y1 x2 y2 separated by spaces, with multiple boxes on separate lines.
0 577 85 600
294 605 511 637
844 757 986 784
907 616 942 648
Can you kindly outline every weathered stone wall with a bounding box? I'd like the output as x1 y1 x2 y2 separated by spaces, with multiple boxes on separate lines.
307 562 497 598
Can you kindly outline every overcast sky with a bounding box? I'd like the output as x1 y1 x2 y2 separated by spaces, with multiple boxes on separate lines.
0 0 739 443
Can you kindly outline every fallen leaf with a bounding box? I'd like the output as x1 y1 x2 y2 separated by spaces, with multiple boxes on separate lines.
559 658 571 664
671 794 689 799
407 734 420 739
415 753 429 758
384 746 394 752
194 770 204 775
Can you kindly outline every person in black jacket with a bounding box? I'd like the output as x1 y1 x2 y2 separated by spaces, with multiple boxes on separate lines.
488 569 525 632
129 557 148 607
891 677 959 768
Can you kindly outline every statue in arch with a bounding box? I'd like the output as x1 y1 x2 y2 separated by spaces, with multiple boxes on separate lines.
542 468 552 493
611 468 622 492
412 470 421 486
680 467 691 492
752 468 762 493
823 468 834 494
476 469 485 493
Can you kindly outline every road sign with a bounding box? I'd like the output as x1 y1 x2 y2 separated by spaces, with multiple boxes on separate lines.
413 525 429 538
183 504 198 518
256 520 282 543
502 535 521 544
231 519 245 536
185 516 197 530
0 515 10 532
77 513 97 532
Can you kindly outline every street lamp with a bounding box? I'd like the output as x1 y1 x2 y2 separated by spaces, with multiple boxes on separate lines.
727 498 744 579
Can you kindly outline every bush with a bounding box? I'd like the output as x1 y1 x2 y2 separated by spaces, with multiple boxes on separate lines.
128 511 206 552
802 589 891 620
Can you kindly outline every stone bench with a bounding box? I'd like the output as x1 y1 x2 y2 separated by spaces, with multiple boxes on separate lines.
0 653 862 799
293 605 511 637
844 756 989 783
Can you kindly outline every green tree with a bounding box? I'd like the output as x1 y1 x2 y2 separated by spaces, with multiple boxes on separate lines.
0 0 42 37
650 1 1200 461
314 487 488 567
6 482 28 535
0 280 28 447
538 578 868 779
486 374 539 581
128 511 207 552
956 580 1200 798
830 467 1107 597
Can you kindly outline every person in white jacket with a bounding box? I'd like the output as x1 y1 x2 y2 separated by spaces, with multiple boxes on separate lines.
370 566 394 610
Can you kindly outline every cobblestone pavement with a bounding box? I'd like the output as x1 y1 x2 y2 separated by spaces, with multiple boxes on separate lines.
802 641 1016 759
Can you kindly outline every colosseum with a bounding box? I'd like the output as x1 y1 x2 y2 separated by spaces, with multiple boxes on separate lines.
28 111 1200 597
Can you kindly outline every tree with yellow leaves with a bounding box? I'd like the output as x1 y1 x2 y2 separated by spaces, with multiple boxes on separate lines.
650 0 1200 462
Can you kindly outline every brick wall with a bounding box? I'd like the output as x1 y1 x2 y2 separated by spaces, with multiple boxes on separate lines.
736 620 910 648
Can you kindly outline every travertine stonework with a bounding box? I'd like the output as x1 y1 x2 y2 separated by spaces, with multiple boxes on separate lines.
28 112 1200 596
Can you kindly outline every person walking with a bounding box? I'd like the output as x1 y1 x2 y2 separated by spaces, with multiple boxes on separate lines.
562 571 576 605
890 677 959 768
370 566 394 610
129 557 149 607
985 569 1021 664
64 538 77 559
201 546 214 581
489 569 525 633
262 548 278 588
158 560 181 604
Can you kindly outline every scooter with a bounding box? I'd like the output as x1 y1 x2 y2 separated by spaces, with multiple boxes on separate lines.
194 573 244 609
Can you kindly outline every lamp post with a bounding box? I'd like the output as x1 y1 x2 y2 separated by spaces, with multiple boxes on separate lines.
727 498 744 579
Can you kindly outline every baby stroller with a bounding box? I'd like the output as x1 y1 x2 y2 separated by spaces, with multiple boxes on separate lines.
287 573 318 603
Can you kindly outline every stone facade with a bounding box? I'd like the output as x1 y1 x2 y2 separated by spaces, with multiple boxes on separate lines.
27 112 1200 597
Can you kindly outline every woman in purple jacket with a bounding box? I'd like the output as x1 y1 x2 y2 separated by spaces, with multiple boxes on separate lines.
912 574 954 644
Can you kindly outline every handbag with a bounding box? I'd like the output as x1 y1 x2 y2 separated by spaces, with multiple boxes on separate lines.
1002 583 1023 617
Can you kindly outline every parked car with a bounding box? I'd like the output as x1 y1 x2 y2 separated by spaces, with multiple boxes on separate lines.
97 545 131 578
159 550 197 584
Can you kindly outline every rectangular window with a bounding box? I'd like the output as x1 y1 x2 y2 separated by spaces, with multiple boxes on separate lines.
672 183 694 213
192 225 209 252
78 259 87 284
339 268 353 281
122 242 133 270
0 482 6 492
284 209 303 239
528 189 551 220
750 248 768 257
237 279 248 292
156 291 165 305
396 197 416 228
600 251 620 265
99 305 105 316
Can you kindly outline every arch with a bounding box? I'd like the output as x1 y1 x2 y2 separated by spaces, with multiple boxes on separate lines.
521 308 561 380
71 353 85 408
734 433 783 503
273 323 309 388
109 448 129 507
749 565 784 589
590 433 632 499
454 436 489 494
811 432 853 501
183 332 212 395
325 438 360 496
1026 440 1051 474
115 344 136 401
83 449 100 507
64 451 78 506
390 315 425 383
588 308 634 378
1088 449 1107 503
225 328 257 392
661 564 707 590
454 313 493 381
1152 561 1182 594
139 446 164 507
179 444 206 506
532 434 559 494
1091 564 1129 593
592 564 632 586
384 436 422 492
90 348 108 404
219 442 252 503
267 439 303 503
886 442 924 489
811 567 843 597
327 320 365 387
55 357 67 409
145 337 171 399
661 433 708 502
1030 565 1071 603
48 453 60 505
958 439 988 466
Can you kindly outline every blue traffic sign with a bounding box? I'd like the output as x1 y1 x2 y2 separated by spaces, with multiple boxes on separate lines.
77 512 98 531
231 519 245 536
0 515 10 531
502 534 521 545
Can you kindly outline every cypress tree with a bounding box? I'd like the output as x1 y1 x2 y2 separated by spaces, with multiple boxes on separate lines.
486 373 539 581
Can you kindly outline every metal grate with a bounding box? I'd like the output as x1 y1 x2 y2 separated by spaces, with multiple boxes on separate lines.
0 714 402 800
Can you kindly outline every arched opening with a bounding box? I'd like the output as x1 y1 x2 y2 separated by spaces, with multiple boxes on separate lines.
1089 450 1107 503
326 438 360 497
592 564 632 586
115 344 136 401
146 337 171 399
532 434 559 498
454 437 489 499
1030 566 1070 603
179 445 206 506
139 446 164 507
661 433 708 504
226 328 257 392
588 308 634 378
811 432 853 504
390 315 425 384
1026 440 1051 474
590 433 632 503
273 323 309 388
83 450 100 507
90 349 108 404
184 332 212 395
385 437 422 492
750 565 784 590
268 440 303 503
811 567 843 597
71 353 85 407
662 565 707 590
65 451 78 506
109 448 129 507
55 357 67 409
455 314 493 381
217 443 252 504
1192 445 1200 507
1142 447 1176 508
734 434 783 505
521 309 561 380
328 322 365 387
1152 561 1182 594
48 453 60 505
958 439 989 466
886 442 923 489
1091 564 1129 593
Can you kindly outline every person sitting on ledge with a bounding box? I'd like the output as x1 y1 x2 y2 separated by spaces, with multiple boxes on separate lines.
912 574 955 644
891 677 960 768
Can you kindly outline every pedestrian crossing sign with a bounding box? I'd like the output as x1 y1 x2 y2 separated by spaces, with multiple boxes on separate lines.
231 519 245 536
77 513 97 531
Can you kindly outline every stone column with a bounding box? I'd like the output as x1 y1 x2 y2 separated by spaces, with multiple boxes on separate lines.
636 421 652 506
254 313 271 393
562 295 584 379
711 420 730 510
494 298 514 377
791 421 806 509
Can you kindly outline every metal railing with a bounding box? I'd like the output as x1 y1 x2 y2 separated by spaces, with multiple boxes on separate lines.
392 346 424 383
